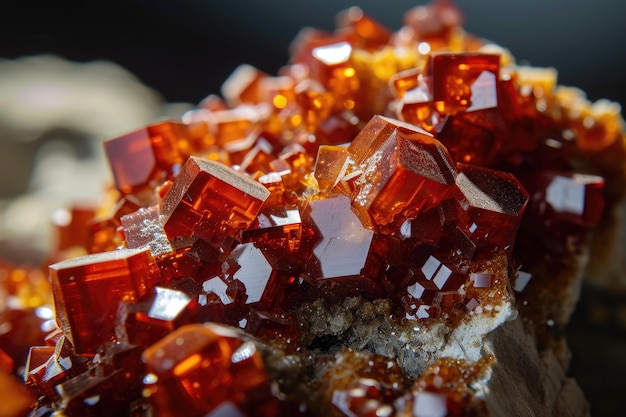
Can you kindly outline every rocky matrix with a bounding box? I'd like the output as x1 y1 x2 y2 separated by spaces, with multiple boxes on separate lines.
1 1 625 416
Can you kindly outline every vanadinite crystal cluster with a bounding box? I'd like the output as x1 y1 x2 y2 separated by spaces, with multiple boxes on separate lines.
1 1 625 416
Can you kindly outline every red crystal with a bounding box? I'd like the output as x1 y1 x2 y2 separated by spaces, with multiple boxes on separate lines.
540 172 604 226
455 163 529 253
347 116 458 230
48 248 158 353
160 156 270 249
426 53 500 115
117 286 198 348
104 121 190 195
335 7 392 51
52 206 96 253
221 64 269 106
142 323 276 417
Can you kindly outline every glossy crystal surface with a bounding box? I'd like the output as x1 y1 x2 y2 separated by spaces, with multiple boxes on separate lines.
160 156 270 249
104 121 189 195
48 248 157 353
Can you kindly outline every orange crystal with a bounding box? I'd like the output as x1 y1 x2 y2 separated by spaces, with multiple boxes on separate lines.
104 121 190 195
48 248 158 353
160 156 270 249
455 163 529 253
426 53 500 115
347 116 458 230
142 323 275 417
335 7 392 52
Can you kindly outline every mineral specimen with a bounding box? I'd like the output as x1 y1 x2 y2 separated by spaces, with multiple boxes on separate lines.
1 0 624 416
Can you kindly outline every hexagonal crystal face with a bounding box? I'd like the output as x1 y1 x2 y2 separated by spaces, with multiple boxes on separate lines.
308 194 374 279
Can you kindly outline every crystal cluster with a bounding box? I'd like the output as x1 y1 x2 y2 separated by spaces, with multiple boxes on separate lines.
1 1 625 416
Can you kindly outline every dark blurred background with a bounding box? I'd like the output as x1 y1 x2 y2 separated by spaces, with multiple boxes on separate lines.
2 0 626 415
2 0 625 105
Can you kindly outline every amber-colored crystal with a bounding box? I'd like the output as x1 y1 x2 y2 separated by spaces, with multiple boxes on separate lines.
142 323 275 417
259 76 297 110
222 64 269 106
86 218 121 254
313 145 351 192
160 156 270 249
397 85 439 131
306 40 359 110
205 105 266 147
117 286 198 347
295 79 335 132
335 7 392 51
48 248 158 353
104 121 190 194
389 67 421 98
348 116 458 230
230 134 276 173
426 53 499 115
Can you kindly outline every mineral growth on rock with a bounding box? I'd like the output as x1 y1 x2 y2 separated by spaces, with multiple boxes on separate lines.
1 0 625 416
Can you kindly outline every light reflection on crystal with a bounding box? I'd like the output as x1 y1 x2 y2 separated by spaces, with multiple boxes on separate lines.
147 287 192 322
309 195 374 279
